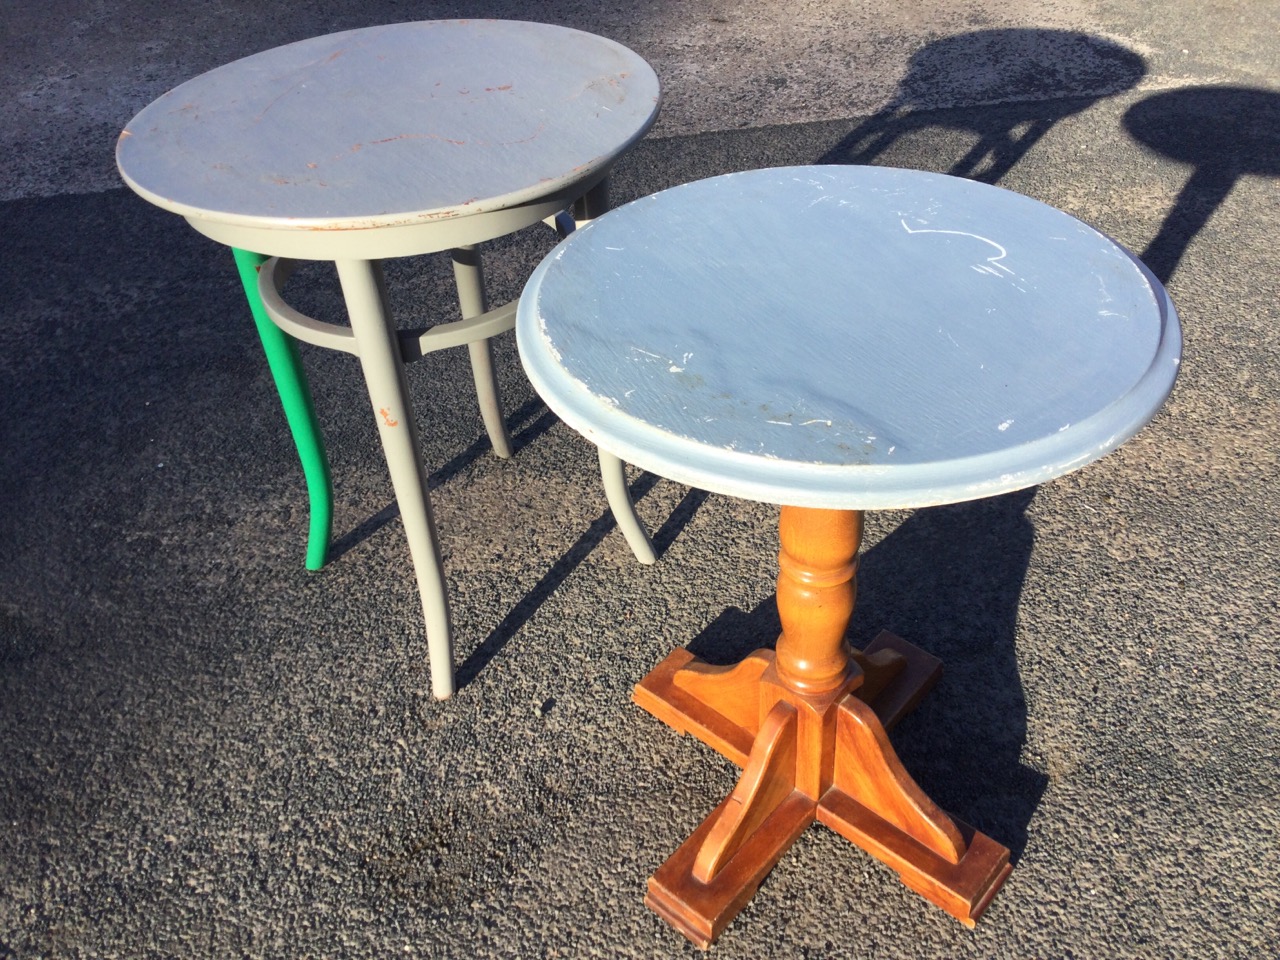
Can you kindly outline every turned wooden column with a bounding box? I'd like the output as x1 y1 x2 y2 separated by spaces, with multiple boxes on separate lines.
774 507 863 695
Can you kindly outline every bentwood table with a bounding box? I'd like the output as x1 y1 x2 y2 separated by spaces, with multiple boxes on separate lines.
116 20 661 699
517 166 1181 945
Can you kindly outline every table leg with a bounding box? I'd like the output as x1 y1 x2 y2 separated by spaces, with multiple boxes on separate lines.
336 258 455 699
231 247 333 571
451 245 514 459
633 506 1011 946
574 177 610 225
599 450 657 565
572 177 660 565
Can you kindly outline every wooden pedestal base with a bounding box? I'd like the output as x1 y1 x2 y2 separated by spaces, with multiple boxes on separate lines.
632 508 1012 947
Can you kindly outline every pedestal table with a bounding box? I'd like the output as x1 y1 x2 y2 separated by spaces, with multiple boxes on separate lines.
517 165 1181 945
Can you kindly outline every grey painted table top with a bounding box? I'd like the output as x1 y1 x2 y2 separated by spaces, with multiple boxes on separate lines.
116 20 660 231
517 166 1182 509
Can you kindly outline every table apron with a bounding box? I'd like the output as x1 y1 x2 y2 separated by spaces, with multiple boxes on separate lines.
183 184 593 260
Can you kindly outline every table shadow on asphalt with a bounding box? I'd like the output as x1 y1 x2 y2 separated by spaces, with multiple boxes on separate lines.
819 29 1145 183
324 396 556 565
328 396 708 571
453 477 707 690
1124 85 1280 285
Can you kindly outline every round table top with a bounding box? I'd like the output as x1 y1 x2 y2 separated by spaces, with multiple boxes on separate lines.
517 166 1182 509
116 20 660 232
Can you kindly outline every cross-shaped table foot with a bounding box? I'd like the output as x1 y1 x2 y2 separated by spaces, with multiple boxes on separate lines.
633 507 1012 947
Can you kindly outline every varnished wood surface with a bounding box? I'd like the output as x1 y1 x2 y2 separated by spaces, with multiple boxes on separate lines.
774 507 863 694
646 791 814 949
693 702 799 883
831 695 965 865
635 629 1010 945
632 506 1011 946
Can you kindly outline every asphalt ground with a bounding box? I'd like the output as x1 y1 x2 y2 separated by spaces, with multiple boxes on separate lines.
2 2 1277 958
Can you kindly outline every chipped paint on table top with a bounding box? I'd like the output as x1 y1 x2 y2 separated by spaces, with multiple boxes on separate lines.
116 20 660 230
517 166 1182 509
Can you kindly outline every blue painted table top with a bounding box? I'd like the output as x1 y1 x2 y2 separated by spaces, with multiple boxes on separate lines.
116 20 660 230
517 166 1181 509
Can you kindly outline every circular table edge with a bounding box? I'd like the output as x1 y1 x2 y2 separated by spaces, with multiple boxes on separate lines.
515 174 1183 510
115 19 662 234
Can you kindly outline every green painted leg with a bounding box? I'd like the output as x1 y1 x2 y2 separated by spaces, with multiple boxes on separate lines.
232 248 333 571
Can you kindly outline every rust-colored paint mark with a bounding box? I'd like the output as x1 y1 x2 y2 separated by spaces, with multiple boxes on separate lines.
118 129 133 141
502 122 546 146
365 133 467 146
569 153 606 174
255 82 304 122
485 84 513 92
302 206 466 231
379 408 399 427
325 50 344 63
307 162 318 169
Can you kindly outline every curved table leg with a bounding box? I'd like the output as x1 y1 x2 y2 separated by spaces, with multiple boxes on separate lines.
573 178 660 565
598 450 657 564
635 507 1011 945
336 258 455 699
451 246 514 459
231 247 333 571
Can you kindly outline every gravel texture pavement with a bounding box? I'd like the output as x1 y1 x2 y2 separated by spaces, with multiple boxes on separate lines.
2 2 1277 958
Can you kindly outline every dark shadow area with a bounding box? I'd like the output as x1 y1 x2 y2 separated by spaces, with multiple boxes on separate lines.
650 487 711 556
454 474 666 689
1124 86 1280 284
686 489 1047 859
325 395 557 564
685 591 781 668
327 393 709 569
455 476 709 688
821 29 1145 182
